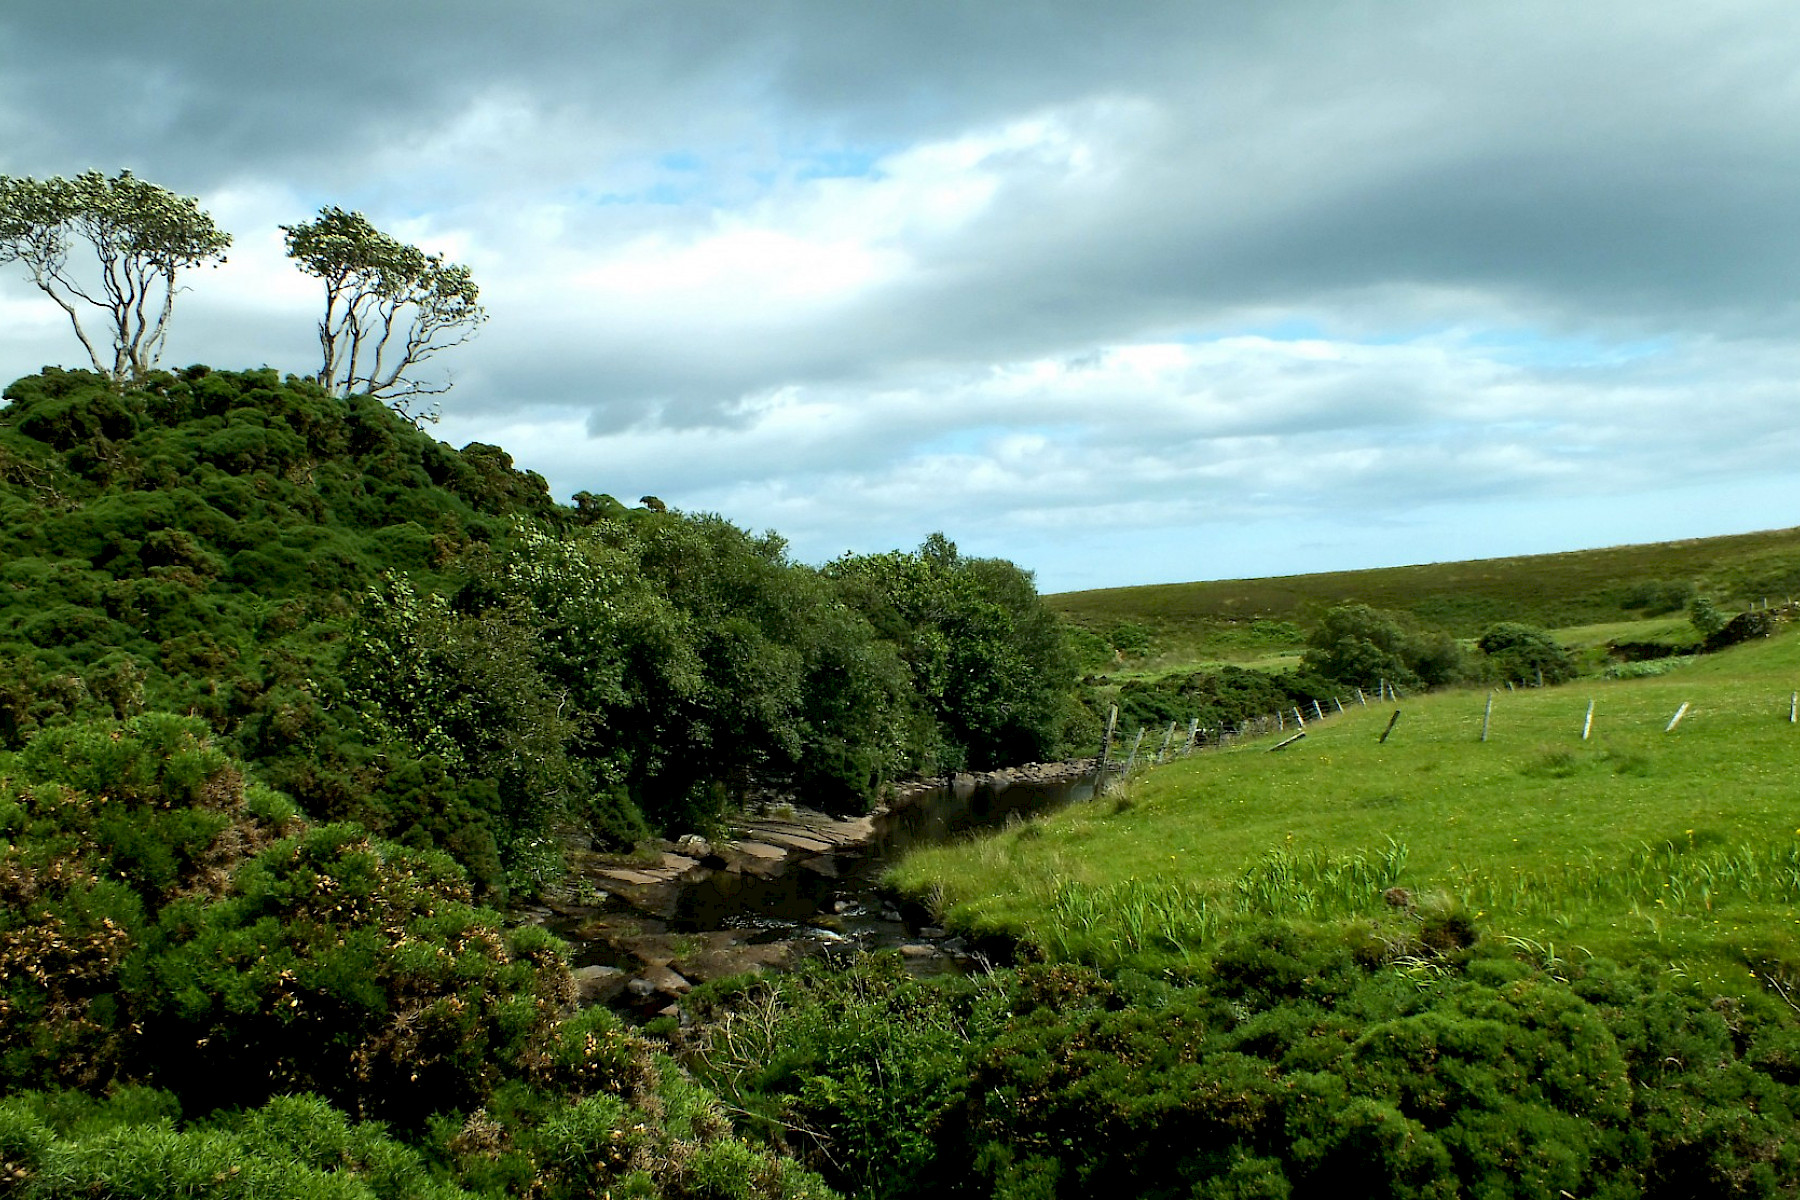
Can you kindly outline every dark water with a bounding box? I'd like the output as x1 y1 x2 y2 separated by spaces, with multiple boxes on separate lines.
674 770 1101 933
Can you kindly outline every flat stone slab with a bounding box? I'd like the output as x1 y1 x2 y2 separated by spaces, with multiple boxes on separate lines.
726 841 786 860
596 867 674 886
659 852 699 872
746 829 834 853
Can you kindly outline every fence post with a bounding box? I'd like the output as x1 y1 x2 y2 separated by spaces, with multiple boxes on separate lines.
1269 731 1307 752
1356 688 1367 706
1313 699 1326 721
1334 696 1345 713
1379 710 1402 744
1665 702 1690 732
1481 692 1494 743
1123 728 1147 778
1094 704 1118 796
1292 706 1306 728
1184 716 1200 754
1158 721 1177 763
1582 699 1595 741
1790 692 1797 724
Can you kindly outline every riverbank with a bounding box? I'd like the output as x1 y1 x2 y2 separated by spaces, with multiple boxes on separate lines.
514 758 1103 1017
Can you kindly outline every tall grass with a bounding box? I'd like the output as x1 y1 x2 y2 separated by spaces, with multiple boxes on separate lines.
1033 840 1410 966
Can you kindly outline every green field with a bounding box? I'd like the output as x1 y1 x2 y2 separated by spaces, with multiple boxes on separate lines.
1051 525 1800 663
893 624 1800 995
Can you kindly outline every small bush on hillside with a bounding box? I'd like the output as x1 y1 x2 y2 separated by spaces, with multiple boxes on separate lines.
1705 608 1778 653
1476 622 1577 685
1301 604 1469 691
1689 596 1729 639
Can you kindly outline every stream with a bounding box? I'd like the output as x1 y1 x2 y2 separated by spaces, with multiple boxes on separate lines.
520 761 1104 1017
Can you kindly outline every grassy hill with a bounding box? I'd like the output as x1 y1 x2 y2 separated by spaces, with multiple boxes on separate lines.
893 622 1800 993
1050 526 1800 659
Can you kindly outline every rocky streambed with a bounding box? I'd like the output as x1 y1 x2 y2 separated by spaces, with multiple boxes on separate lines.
513 759 1105 1020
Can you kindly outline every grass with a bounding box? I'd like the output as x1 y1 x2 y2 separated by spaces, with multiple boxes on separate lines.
1051 523 1800 644
890 624 1800 995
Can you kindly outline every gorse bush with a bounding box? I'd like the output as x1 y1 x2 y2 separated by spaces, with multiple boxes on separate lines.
684 945 1800 1199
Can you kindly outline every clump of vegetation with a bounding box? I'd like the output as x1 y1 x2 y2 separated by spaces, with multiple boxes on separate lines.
1476 621 1577 685
0 714 837 1199
1300 603 1467 691
0 367 1085 886
681 944 1800 1199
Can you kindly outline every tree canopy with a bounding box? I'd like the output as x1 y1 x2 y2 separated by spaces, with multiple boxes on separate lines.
0 171 230 383
282 206 485 420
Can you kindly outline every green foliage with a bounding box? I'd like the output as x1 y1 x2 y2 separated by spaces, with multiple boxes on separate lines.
1690 596 1729 639
0 170 231 382
1301 604 1468 690
1476 622 1578 685
687 949 1800 1199
1113 665 1335 739
1704 608 1778 653
282 207 486 417
826 535 1076 771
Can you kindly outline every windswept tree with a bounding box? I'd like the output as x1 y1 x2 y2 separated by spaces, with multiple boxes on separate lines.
282 206 485 421
0 170 230 383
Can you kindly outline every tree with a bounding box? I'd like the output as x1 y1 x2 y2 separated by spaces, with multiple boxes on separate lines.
1301 603 1469 690
1476 622 1576 685
0 170 230 383
281 206 485 421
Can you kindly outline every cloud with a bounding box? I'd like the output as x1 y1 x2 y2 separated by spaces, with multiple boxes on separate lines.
4 0 1800 589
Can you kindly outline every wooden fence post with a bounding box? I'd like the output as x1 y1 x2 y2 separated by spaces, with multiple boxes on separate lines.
1313 699 1326 721
1124 728 1147 777
1094 704 1118 796
1665 702 1690 733
1293 707 1306 728
1269 731 1307 752
1334 696 1346 713
1582 699 1595 741
1184 716 1200 754
1356 688 1367 706
1379 710 1402 744
1481 692 1494 743
1790 692 1797 724
1158 721 1177 763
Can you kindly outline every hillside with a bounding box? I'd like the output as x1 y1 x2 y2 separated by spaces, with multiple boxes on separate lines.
1051 525 1800 642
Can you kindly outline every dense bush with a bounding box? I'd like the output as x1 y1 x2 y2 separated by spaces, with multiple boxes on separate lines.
1476 621 1578 685
684 941 1800 1200
1705 609 1779 653
1301 604 1469 691
1113 664 1338 738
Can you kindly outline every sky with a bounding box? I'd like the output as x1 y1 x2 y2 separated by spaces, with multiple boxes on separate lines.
2 1 1798 594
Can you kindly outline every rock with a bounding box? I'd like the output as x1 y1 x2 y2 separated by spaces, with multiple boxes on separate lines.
920 926 947 939
898 943 940 958
942 937 968 955
832 899 855 914
675 834 712 858
881 907 903 923
571 965 627 1005
641 963 692 995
